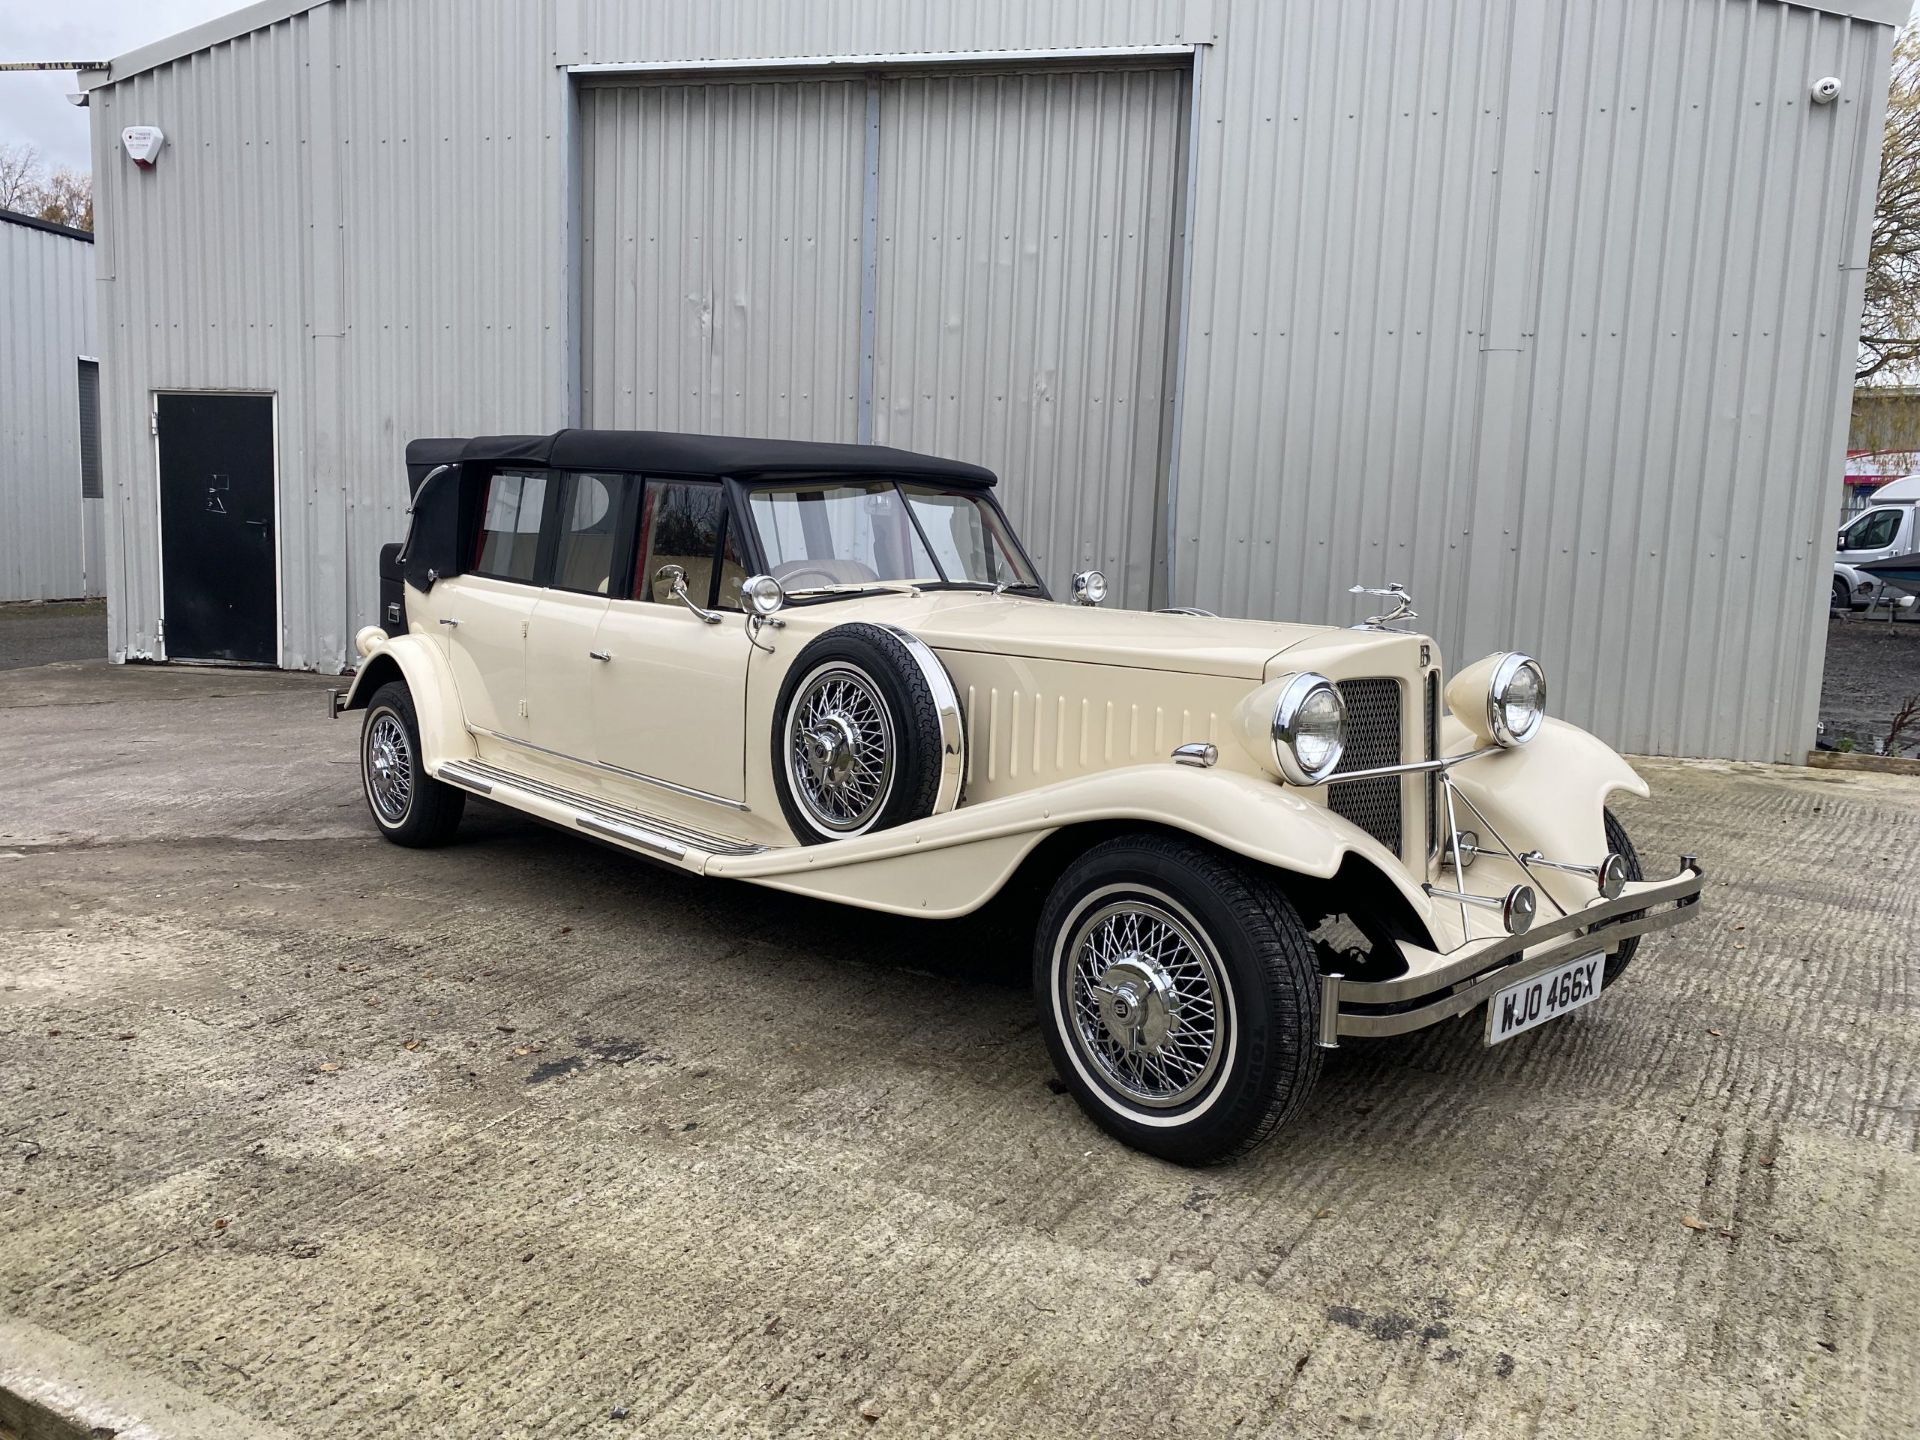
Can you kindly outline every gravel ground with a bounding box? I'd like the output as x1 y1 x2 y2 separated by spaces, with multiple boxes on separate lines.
1 663 1916 1439
1818 613 1920 755
0 601 106 672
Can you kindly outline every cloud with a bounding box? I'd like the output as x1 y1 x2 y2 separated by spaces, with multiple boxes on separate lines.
0 1 239 171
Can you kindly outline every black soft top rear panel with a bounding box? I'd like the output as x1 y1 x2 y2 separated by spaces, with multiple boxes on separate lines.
401 427 997 592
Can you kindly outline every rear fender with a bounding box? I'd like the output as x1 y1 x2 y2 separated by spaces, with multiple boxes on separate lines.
707 763 1437 926
338 635 472 770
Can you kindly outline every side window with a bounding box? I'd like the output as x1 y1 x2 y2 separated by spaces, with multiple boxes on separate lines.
635 481 727 605
716 513 749 613
551 473 637 596
1844 508 1901 550
472 471 548 582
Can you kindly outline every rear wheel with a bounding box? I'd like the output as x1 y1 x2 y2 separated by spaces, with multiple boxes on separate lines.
1601 807 1643 987
1035 834 1322 1165
360 681 464 847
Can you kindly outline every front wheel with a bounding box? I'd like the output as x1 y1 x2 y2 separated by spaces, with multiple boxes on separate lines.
360 681 465 847
1601 807 1643 987
1034 834 1323 1165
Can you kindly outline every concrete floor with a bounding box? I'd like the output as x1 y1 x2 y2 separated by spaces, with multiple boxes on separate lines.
0 601 105 673
1 662 1916 1439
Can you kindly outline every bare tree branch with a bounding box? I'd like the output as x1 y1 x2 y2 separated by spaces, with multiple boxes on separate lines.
1861 28 1920 382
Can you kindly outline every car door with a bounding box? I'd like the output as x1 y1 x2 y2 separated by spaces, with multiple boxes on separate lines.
1838 506 1904 563
524 471 641 765
589 478 753 806
438 468 554 741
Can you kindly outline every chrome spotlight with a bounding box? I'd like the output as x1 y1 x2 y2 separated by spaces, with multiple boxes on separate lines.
1071 570 1109 606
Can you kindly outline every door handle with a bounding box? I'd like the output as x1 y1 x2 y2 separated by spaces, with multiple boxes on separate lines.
439 617 460 628
589 650 612 662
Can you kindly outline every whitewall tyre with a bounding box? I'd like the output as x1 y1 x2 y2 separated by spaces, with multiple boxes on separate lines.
1035 833 1323 1165
770 624 959 845
360 681 465 848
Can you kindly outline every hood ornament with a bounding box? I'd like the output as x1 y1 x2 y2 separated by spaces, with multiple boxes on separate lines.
1349 581 1418 631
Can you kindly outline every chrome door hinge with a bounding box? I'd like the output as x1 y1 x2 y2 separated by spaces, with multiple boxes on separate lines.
518 698 529 718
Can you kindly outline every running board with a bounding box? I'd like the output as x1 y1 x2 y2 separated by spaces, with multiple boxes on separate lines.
436 759 764 862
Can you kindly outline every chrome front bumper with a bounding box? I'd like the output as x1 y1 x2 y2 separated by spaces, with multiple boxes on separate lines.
1319 857 1705 1045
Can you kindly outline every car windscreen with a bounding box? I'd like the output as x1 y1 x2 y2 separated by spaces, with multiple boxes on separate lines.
746 480 1040 592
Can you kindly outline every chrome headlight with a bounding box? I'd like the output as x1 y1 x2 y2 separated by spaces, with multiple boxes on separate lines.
1487 653 1546 747
1272 672 1345 784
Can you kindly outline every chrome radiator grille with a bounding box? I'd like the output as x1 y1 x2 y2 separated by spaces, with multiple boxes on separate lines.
1330 678 1403 855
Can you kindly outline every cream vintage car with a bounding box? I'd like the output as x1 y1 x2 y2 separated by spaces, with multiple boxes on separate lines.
332 429 1704 1164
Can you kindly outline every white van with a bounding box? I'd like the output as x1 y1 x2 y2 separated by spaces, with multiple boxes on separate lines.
1835 474 1920 608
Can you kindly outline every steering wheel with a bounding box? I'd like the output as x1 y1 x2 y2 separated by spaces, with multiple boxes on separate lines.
772 559 881 588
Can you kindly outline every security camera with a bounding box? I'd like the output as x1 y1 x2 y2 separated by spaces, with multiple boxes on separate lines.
1811 76 1842 105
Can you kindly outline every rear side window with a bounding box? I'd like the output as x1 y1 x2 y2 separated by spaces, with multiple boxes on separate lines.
472 471 549 582
634 480 746 608
551 472 638 595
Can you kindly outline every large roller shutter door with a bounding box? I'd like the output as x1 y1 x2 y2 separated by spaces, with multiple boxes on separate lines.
873 68 1189 607
580 81 865 439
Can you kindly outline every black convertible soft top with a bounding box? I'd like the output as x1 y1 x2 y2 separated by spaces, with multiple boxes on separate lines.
405 429 996 487
397 428 998 591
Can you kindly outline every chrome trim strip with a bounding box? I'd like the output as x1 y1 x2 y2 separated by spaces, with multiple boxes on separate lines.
440 760 763 856
577 814 688 862
1343 860 1704 1006
440 768 494 797
871 623 966 816
1336 904 1695 1039
469 727 750 812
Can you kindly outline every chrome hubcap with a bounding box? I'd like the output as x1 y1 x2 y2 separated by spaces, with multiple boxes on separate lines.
1064 895 1225 1108
366 711 413 823
788 665 894 833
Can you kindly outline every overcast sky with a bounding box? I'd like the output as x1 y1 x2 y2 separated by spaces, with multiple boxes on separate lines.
6 0 1920 175
0 0 237 171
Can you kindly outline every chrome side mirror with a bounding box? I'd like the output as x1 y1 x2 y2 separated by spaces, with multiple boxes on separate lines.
655 563 722 625
1070 569 1108 606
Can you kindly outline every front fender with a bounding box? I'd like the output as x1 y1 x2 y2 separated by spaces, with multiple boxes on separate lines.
339 635 472 771
1443 716 1648 902
708 763 1436 923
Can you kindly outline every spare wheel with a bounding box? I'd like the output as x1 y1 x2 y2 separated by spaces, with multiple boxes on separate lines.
772 623 964 844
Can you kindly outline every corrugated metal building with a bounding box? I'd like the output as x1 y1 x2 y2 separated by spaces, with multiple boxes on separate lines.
78 0 1902 759
0 210 104 603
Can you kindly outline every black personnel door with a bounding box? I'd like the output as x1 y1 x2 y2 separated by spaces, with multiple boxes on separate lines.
156 393 278 664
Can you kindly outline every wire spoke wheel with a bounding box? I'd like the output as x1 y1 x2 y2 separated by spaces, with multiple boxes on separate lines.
365 710 414 823
786 663 896 835
1061 891 1227 1109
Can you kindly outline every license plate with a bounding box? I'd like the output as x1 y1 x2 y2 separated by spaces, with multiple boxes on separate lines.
1485 952 1604 1045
